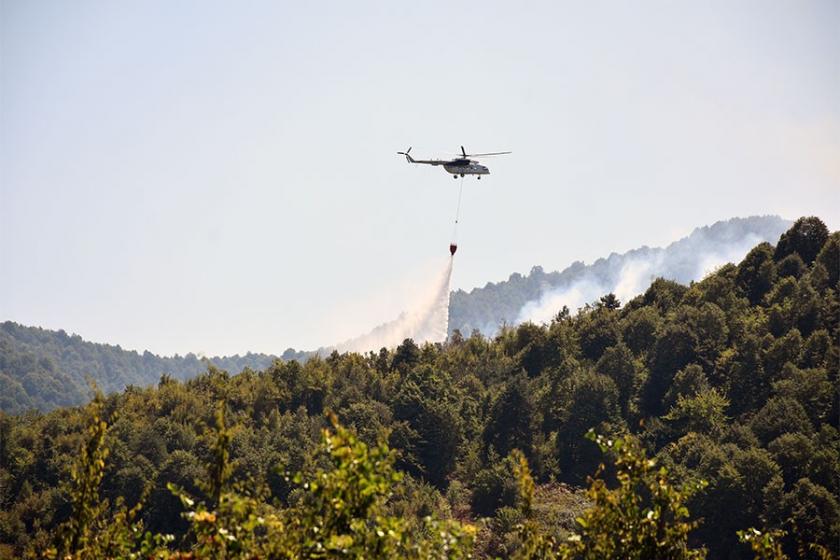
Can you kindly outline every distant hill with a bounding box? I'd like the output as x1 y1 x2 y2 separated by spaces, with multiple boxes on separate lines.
0 321 278 413
448 215 791 336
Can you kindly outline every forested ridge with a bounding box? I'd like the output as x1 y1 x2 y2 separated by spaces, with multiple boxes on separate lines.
0 217 837 559
0 322 279 413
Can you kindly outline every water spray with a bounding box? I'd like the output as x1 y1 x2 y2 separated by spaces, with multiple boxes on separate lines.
335 257 454 352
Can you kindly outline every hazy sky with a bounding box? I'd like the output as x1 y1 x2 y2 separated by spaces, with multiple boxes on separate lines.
2 1 838 356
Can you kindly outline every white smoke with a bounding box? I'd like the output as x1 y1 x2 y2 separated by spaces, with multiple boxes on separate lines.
515 232 764 324
336 257 453 353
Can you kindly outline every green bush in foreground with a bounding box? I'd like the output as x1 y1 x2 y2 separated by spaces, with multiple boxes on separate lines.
513 431 707 560
47 395 475 559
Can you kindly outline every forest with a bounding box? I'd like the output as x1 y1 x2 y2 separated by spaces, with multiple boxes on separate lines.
0 217 837 559
0 322 279 413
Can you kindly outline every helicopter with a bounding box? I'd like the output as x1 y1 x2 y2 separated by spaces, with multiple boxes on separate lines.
397 146 511 179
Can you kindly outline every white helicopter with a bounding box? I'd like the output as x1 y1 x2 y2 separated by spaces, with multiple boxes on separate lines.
397 146 511 179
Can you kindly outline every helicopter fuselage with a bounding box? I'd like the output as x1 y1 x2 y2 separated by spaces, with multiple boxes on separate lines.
444 160 489 176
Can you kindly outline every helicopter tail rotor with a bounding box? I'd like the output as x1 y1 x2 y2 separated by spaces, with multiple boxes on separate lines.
397 147 414 163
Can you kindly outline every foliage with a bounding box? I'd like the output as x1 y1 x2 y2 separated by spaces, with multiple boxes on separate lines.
559 431 707 560
738 528 789 560
774 217 829 265
46 389 171 560
0 321 278 413
43 402 476 559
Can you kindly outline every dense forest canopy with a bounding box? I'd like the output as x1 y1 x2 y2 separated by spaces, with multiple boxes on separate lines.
0 217 837 559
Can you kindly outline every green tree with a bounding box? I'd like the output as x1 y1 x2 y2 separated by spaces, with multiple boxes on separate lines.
737 243 777 305
549 370 621 483
663 364 710 410
512 322 550 377
802 330 831 369
777 254 806 279
763 328 803 380
644 323 697 416
391 366 463 487
484 372 537 460
691 303 729 369
664 388 729 439
560 431 707 560
595 342 638 418
598 293 621 310
768 433 816 486
621 306 662 355
815 232 840 287
772 364 834 426
470 451 526 517
392 338 421 373
58 391 111 556
718 333 769 415
776 478 840 557
774 217 829 265
577 307 621 362
750 397 814 445
49 391 168 560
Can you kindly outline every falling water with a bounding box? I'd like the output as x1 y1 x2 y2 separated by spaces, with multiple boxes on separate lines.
335 257 454 353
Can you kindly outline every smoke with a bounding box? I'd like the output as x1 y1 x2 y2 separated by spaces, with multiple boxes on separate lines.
335 257 454 353
516 232 765 324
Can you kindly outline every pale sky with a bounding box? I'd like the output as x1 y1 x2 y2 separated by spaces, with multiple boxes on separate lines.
2 1 838 356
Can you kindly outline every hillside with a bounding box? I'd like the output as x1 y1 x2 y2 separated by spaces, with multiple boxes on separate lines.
0 217 836 559
449 215 791 335
0 322 278 413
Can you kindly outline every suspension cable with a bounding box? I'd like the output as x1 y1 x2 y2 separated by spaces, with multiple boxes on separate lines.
452 175 464 242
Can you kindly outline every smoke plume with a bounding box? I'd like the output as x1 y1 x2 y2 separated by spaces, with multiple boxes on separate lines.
516 231 765 324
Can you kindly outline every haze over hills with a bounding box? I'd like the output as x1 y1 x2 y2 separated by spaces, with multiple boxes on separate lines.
0 215 791 413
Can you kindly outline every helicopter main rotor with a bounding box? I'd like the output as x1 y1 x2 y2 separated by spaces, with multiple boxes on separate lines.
457 145 512 160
